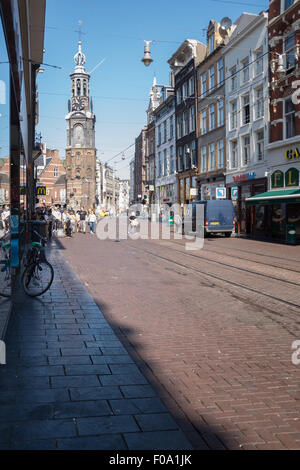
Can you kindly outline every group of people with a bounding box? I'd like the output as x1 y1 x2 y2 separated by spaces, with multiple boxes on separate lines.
31 206 98 239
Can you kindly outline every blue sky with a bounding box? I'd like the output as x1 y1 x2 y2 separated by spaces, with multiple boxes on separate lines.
37 0 268 179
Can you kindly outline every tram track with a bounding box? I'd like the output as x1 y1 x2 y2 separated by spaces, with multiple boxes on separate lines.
124 240 300 311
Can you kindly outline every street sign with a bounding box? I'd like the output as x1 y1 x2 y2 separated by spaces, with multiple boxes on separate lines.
231 187 238 200
216 187 226 199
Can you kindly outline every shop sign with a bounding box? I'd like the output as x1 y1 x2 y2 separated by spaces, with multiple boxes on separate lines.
271 168 299 188
271 170 284 188
231 187 238 200
190 188 197 196
216 187 226 199
285 148 300 160
233 172 256 183
285 167 299 187
149 185 155 191
36 186 46 196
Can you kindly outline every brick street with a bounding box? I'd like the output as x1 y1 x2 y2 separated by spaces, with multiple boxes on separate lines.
57 230 300 450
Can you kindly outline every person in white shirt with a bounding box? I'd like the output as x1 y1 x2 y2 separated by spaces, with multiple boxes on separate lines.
88 211 97 234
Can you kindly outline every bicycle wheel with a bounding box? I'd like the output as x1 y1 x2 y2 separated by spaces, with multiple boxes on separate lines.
22 260 54 297
0 258 11 297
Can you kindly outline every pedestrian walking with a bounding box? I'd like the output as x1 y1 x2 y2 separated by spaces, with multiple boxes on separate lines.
174 212 182 234
128 211 138 235
88 211 97 234
79 208 87 233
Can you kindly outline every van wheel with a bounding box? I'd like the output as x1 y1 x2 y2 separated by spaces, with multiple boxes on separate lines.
225 232 232 238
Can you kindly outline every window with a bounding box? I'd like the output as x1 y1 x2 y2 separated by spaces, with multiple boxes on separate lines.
218 140 224 169
256 130 264 161
170 145 174 173
183 111 189 135
217 100 224 127
284 33 295 70
209 104 215 131
230 100 237 130
189 106 195 132
177 147 183 172
201 146 207 172
231 140 238 168
170 116 174 138
191 141 197 167
209 66 215 91
255 49 263 75
255 88 264 119
242 135 250 165
158 152 162 177
230 66 237 91
176 87 182 105
188 76 195 95
242 94 250 125
177 115 183 139
158 125 162 145
242 57 249 83
54 167 58 177
184 144 190 170
209 143 215 171
183 82 188 99
200 72 207 98
284 0 294 11
209 34 214 54
217 59 224 86
201 109 207 135
163 121 167 143
285 98 295 138
163 149 167 176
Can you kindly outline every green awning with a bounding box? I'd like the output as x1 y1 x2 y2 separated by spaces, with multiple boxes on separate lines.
246 189 300 205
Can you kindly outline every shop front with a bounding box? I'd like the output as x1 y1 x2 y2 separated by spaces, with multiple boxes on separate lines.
226 170 267 235
246 160 300 243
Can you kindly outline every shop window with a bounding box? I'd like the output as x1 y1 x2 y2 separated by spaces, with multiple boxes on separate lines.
285 167 299 187
287 203 300 242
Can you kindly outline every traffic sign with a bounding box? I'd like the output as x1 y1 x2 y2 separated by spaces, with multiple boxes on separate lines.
216 187 226 199
231 187 238 200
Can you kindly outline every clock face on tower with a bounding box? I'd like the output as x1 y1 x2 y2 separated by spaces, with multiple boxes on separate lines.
72 97 84 111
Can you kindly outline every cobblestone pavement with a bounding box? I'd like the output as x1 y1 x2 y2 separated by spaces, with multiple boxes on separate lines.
57 230 300 450
0 242 193 450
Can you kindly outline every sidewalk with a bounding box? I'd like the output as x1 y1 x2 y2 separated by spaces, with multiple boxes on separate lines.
0 242 193 450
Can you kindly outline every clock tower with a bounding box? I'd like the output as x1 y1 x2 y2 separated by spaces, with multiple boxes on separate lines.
65 41 97 211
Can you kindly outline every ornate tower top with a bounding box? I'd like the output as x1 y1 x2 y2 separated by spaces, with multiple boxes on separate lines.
73 41 86 72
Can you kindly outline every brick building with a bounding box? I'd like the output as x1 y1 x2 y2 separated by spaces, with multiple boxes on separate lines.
36 149 66 206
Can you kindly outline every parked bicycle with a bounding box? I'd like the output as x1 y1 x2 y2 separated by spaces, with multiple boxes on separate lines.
0 235 11 298
0 230 54 298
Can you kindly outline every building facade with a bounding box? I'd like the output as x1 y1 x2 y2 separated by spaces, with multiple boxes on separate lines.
197 20 231 201
168 40 206 207
36 149 66 206
119 179 130 213
134 127 147 203
65 41 97 211
247 0 300 242
224 12 269 234
153 87 176 210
